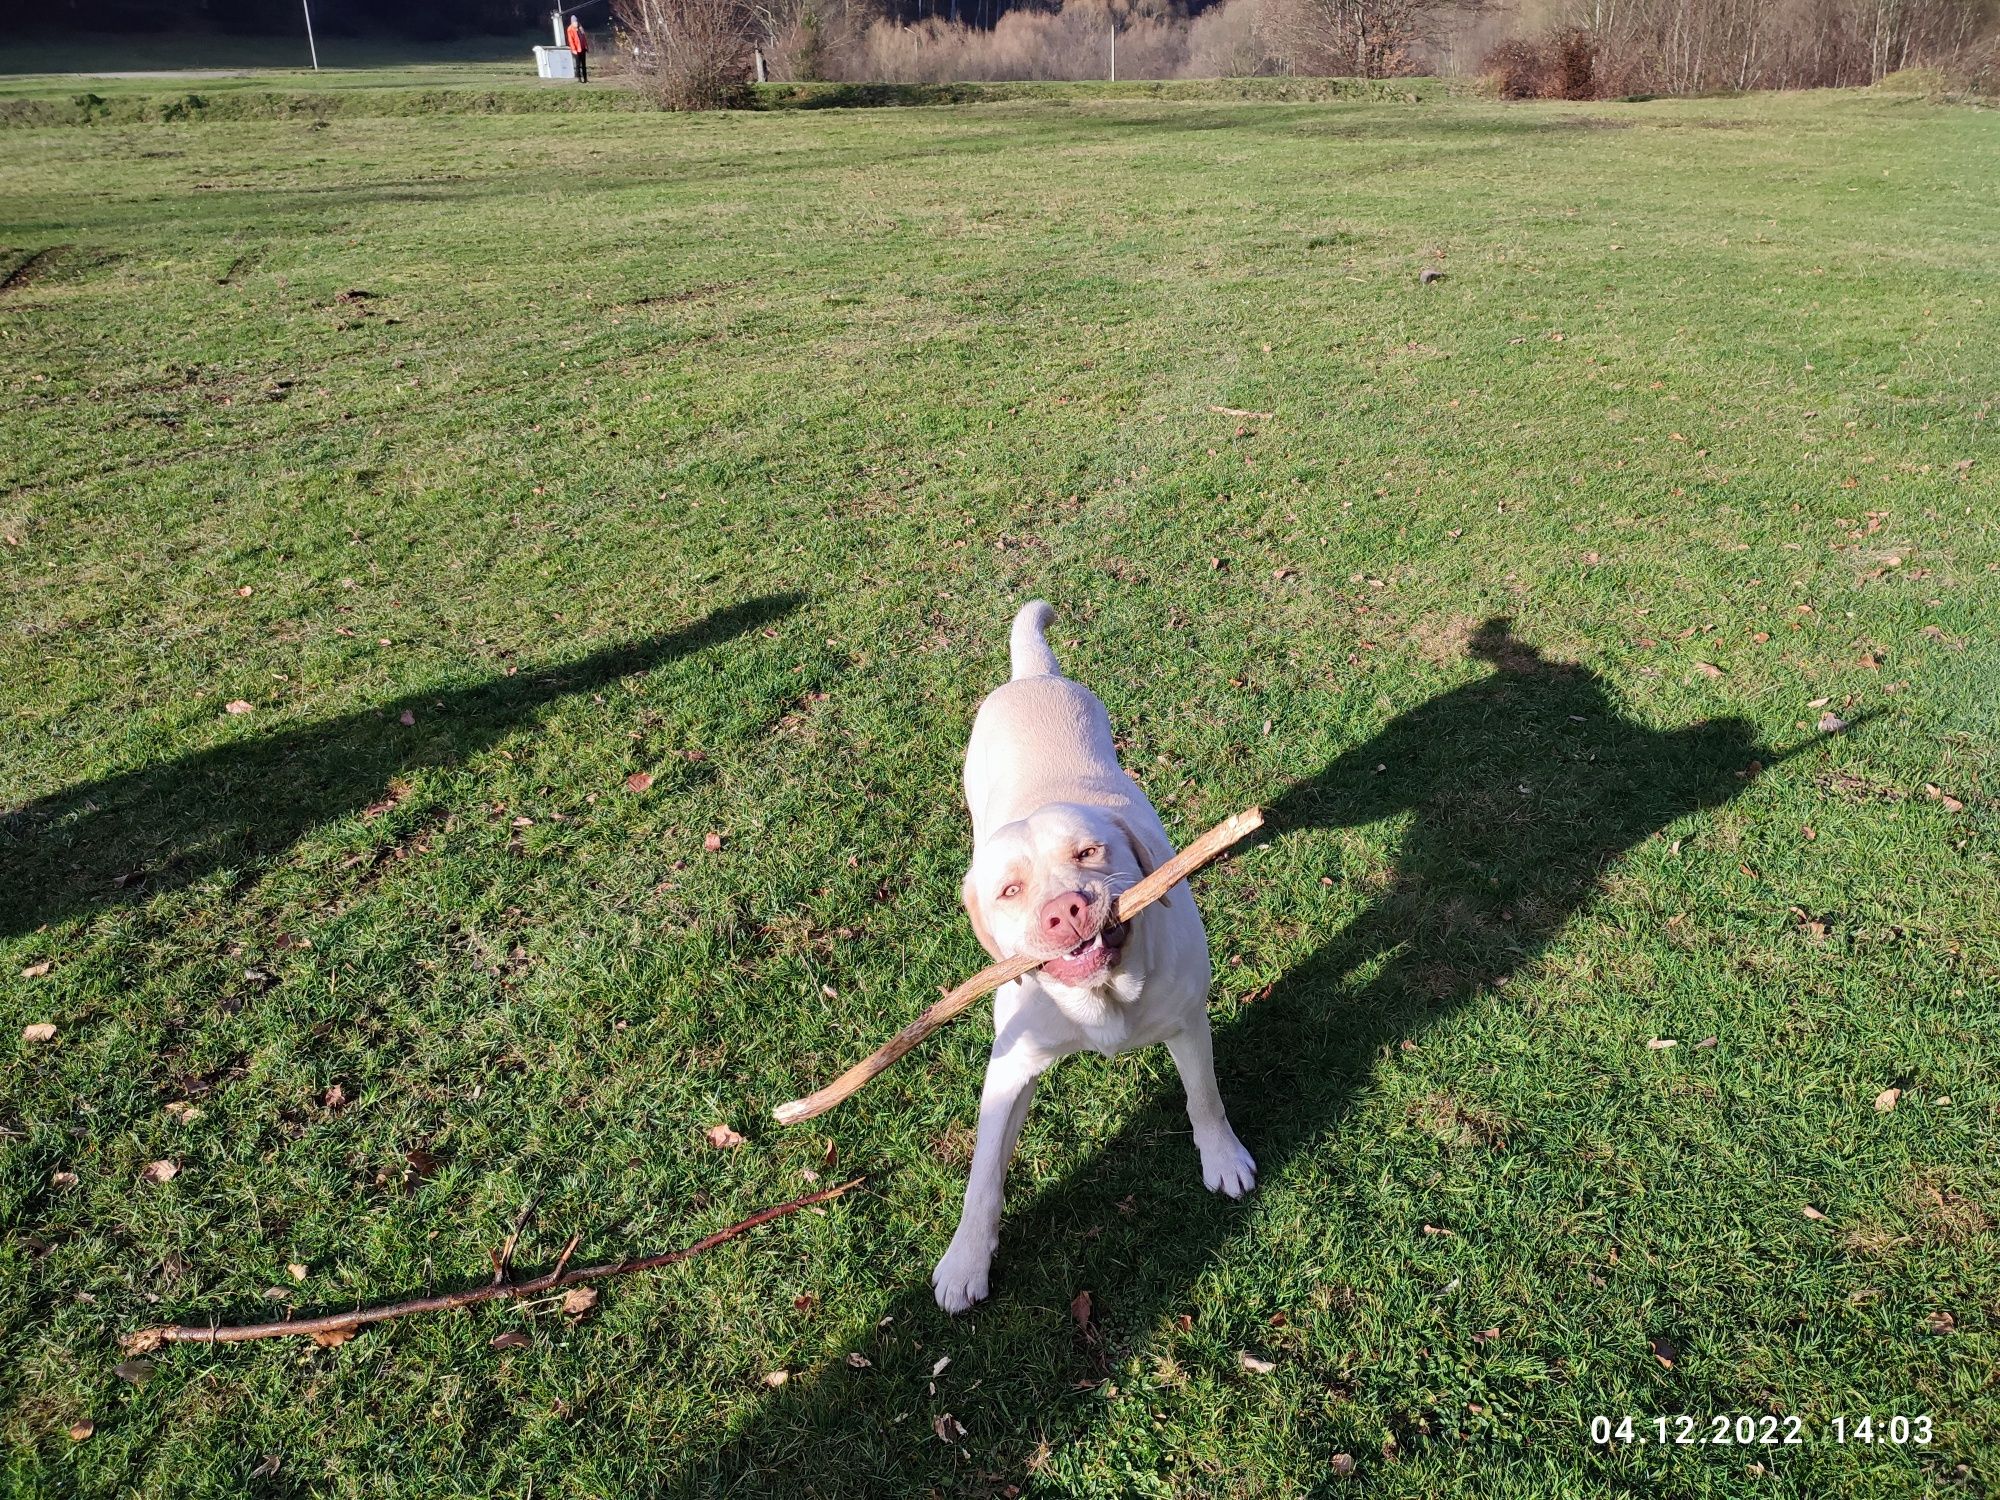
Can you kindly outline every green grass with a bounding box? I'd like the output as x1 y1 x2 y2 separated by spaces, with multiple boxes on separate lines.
1 83 1996 1498
0 73 1431 128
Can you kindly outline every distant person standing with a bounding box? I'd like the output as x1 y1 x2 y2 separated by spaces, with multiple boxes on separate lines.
565 14 589 82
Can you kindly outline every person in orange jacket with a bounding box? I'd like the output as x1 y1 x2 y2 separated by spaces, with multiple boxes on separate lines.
565 14 589 83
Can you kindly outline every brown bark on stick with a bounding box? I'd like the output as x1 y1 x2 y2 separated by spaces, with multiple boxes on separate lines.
772 805 1265 1126
121 1177 865 1353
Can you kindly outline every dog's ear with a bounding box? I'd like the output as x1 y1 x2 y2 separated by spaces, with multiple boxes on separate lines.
1110 814 1174 910
961 867 1004 961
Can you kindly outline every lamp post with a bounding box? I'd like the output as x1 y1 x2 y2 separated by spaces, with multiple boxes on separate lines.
302 0 320 70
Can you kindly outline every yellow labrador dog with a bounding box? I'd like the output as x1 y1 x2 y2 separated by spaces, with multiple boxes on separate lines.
933 601 1257 1313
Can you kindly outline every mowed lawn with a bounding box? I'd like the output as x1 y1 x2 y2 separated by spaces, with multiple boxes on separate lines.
2 84 1997 1498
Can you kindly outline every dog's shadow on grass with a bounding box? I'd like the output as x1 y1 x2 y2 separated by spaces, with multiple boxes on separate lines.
680 616 1791 1494
0 593 802 941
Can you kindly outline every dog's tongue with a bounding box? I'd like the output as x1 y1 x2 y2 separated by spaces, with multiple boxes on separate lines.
1041 935 1116 985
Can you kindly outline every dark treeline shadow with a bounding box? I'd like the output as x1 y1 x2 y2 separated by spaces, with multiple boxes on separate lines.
672 617 1785 1495
0 593 802 941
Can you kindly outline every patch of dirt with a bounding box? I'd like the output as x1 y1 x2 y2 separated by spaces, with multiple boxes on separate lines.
632 279 748 308
1408 1091 1510 1150
1817 771 1906 803
0 247 68 296
1840 1176 1991 1258
933 1119 977 1169
1410 614 1478 667
1903 1175 1991 1245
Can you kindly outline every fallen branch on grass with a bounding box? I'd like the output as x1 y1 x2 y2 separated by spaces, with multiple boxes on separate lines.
773 805 1265 1126
121 1177 865 1352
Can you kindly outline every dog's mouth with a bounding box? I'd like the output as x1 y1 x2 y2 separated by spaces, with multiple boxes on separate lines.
1038 919 1128 987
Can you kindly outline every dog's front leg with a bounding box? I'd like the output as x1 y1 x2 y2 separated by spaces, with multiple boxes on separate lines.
933 1039 1049 1314
1167 1021 1257 1198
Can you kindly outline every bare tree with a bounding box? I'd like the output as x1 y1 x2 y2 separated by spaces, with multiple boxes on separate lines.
1266 0 1487 76
617 0 755 107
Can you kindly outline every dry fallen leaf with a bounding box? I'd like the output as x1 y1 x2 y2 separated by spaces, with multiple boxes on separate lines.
561 1286 600 1318
761 1369 790 1387
1874 1087 1901 1113
165 1100 201 1124
21 1022 57 1042
1926 1310 1956 1334
322 1083 348 1111
1238 1352 1277 1374
67 1419 95 1442
287 1261 308 1282
114 1358 154 1385
1818 712 1848 733
703 831 724 852
845 1352 872 1370
934 1413 968 1444
1924 784 1966 813
139 1160 179 1185
1694 661 1725 678
1330 1453 1357 1477
704 1123 746 1149
1649 1335 1679 1369
250 1454 281 1479
310 1327 355 1349
51 1170 79 1187
931 1354 951 1378
1802 1205 1828 1222
490 1330 531 1350
625 771 653 793
1070 1290 1094 1328
1694 1036 1718 1049
1648 1038 1678 1051
20 962 51 980
224 699 254 715
398 709 416 726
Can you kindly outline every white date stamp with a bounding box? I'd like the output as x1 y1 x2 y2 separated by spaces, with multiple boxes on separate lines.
1589 1415 1935 1447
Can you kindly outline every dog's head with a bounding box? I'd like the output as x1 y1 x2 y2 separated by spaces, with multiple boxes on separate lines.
961 803 1169 989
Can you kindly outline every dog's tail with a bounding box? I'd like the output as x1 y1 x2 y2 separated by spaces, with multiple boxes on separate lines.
1009 600 1060 680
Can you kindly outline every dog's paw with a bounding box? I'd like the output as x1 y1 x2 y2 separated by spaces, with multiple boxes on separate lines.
1198 1131 1258 1199
932 1244 992 1315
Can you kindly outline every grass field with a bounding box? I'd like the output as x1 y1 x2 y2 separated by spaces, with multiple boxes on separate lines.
2 81 1997 1498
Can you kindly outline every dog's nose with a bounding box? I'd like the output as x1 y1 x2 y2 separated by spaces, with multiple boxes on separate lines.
1038 891 1092 946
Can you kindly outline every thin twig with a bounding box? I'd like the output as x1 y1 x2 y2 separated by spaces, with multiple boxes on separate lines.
492 1191 543 1285
121 1178 865 1352
1208 405 1275 420
772 806 1265 1125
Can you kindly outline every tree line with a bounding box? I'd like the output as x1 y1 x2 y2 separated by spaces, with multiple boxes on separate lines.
618 0 1996 103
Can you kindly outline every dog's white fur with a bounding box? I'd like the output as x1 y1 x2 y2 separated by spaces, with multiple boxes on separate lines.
933 601 1256 1313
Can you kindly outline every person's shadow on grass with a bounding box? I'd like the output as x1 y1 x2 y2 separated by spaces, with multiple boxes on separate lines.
0 593 801 942
676 616 1786 1494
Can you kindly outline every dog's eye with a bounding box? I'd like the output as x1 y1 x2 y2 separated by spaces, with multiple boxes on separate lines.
1000 883 1022 900
1076 845 1102 861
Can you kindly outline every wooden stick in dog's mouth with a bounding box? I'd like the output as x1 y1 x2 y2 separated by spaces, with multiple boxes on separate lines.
771 806 1265 1126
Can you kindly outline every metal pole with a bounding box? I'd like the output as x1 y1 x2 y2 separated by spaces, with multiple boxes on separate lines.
302 0 320 70
1109 21 1116 82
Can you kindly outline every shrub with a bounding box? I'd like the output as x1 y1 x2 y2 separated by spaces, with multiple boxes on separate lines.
1481 35 1549 97
616 0 753 109
1550 26 1594 98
